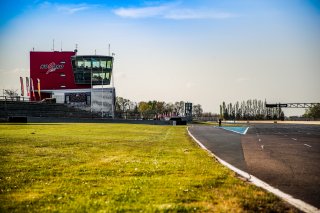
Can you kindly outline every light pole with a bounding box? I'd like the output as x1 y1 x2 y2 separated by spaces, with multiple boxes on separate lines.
111 53 115 119
90 64 93 114
101 67 104 118
111 53 115 88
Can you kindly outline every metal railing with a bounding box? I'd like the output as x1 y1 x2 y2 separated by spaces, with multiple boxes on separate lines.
0 96 31 102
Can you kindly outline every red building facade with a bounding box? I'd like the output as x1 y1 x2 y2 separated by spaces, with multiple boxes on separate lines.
30 51 91 100
29 50 114 105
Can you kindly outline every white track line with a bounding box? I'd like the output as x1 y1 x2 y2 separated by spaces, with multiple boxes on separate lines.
187 127 319 213
243 127 249 135
304 144 312 148
292 138 297 141
219 127 249 135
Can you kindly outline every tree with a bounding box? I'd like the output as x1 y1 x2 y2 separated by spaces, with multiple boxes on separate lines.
138 101 149 119
174 101 185 116
193 104 203 118
128 101 137 112
116 97 127 111
115 97 208 120
164 103 174 116
235 101 240 119
178 101 185 116
280 111 285 121
220 99 285 120
4 89 18 99
222 101 228 120
155 101 165 118
304 104 320 119
115 97 133 118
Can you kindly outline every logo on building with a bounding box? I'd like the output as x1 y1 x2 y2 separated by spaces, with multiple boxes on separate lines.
40 62 64 74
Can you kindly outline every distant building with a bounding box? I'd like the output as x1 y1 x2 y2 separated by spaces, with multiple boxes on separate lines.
30 50 115 117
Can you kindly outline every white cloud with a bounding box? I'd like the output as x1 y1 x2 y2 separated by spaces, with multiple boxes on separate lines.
165 9 235 20
38 1 52 9
113 4 172 18
57 5 91 14
113 3 236 20
38 2 93 14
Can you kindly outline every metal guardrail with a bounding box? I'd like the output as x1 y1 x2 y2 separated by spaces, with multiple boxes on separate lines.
0 96 31 102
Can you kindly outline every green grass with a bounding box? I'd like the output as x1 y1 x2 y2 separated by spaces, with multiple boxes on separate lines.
0 123 295 212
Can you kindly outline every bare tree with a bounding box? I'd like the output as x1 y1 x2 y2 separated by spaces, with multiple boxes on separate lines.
174 101 185 116
4 89 18 100
193 104 203 118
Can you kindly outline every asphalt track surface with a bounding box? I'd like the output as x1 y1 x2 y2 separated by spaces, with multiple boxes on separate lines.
189 124 320 209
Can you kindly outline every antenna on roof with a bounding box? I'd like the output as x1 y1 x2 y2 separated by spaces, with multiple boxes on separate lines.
60 41 62 51
52 39 55 51
75 43 78 54
108 43 110 56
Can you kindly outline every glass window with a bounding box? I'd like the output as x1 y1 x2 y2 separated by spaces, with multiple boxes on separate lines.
72 56 113 84
77 59 84 68
92 73 102 80
84 72 91 83
101 60 106 69
92 60 100 68
107 60 112 69
84 59 91 68
75 73 83 81
105 72 110 80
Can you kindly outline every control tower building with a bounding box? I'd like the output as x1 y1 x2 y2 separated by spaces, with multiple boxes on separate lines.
30 50 115 117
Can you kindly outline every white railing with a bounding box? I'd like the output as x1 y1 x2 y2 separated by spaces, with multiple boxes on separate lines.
0 96 31 102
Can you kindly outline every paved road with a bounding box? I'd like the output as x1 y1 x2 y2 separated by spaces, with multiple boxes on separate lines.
189 124 320 208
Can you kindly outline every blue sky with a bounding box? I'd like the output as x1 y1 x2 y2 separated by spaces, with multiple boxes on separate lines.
0 0 319 115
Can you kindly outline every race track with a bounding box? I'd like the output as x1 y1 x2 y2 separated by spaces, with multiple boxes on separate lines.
189 123 320 208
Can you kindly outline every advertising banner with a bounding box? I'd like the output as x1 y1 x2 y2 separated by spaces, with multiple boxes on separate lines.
20 77 24 96
37 78 41 100
30 78 35 99
26 77 30 96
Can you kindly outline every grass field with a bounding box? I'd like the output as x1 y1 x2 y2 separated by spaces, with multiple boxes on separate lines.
0 123 296 212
